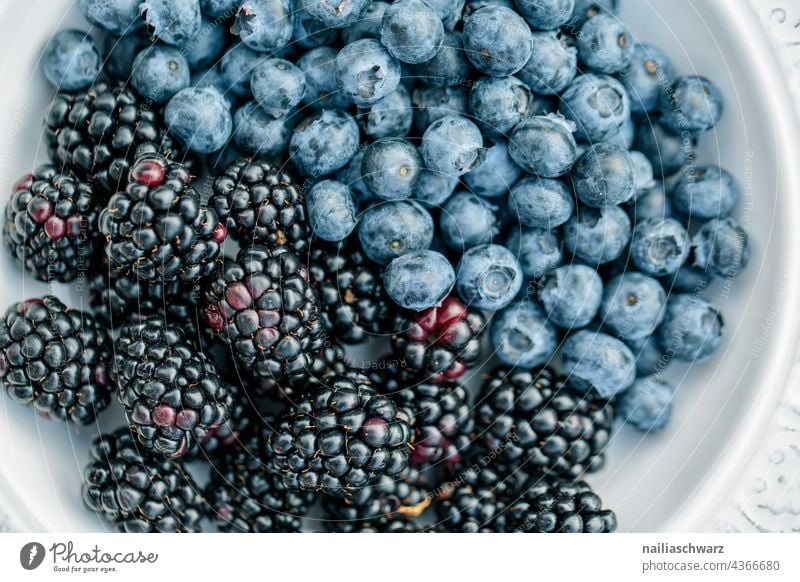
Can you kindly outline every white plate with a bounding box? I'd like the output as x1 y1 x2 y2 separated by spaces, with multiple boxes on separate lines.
0 0 799 533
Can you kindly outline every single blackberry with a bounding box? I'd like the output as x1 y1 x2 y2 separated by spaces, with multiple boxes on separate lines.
308 241 392 344
434 477 508 533
0 296 112 425
3 167 101 283
99 154 227 284
206 425 315 532
82 428 204 533
391 295 486 383
202 245 325 381
112 318 232 458
209 158 308 253
267 372 412 496
45 80 187 196
476 367 614 479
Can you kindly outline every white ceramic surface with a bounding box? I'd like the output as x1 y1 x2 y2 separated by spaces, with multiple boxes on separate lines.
0 0 799 533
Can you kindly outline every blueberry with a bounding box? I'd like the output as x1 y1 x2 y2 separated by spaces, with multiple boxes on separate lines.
563 205 631 265
184 18 227 71
506 227 563 279
425 0 467 31
361 138 423 200
537 264 602 329
629 217 689 277
336 150 375 205
165 87 233 154
192 67 236 108
456 244 523 310
464 0 513 18
220 43 265 98
293 8 341 49
464 140 523 199
509 177 574 229
304 0 372 29
101 33 149 82
201 0 240 17
42 30 100 92
659 75 724 136
342 1 389 44
567 0 619 28
80 0 141 35
462 6 533 77
671 165 740 220
561 330 636 397
469 76 534 139
384 250 456 311
560 73 630 142
616 377 674 432
626 335 665 378
131 45 190 104
663 265 712 294
140 0 201 47
628 183 673 222
575 13 633 74
635 121 695 178
380 0 445 65
571 143 635 208
306 180 358 241
251 58 307 117
518 31 577 95
514 0 574 30
231 0 293 53
336 39 402 106
440 191 499 250
421 115 486 178
298 46 352 111
491 301 558 368
357 85 414 139
629 150 656 194
657 294 723 362
508 115 578 178
415 31 474 86
232 101 294 157
290 109 360 176
619 43 673 113
600 273 666 341
691 217 750 279
412 171 459 207
358 200 435 264
412 86 469 132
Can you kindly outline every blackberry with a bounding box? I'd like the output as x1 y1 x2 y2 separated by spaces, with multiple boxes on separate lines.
202 245 325 381
390 295 486 383
476 367 614 479
3 167 101 283
267 372 412 496
112 318 232 458
45 80 187 196
189 380 256 459
258 340 349 400
99 154 227 284
206 425 315 532
209 158 308 253
308 241 392 344
82 428 203 533
433 466 509 533
0 296 112 425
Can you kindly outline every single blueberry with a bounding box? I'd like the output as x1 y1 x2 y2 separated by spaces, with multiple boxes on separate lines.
412 170 459 207
575 13 633 74
560 73 630 142
165 87 233 154
290 109 360 176
232 101 294 157
505 227 563 279
102 33 149 82
629 217 689 277
491 301 558 368
518 31 577 95
671 165 740 220
568 0 619 28
571 143 635 208
192 67 237 109
537 264 603 329
304 0 373 29
298 46 352 111
384 251 456 311
659 75 724 136
508 114 578 178
561 330 636 398
380 0 445 65
464 0 515 16
231 0 294 53
80 0 141 35
456 244 523 310
251 58 307 117
42 30 100 92
140 0 202 47
131 45 191 104
220 43 265 98
600 273 666 341
426 0 466 31
629 150 656 194
201 0 240 17
514 0 574 30
183 18 227 71
616 377 674 433
358 200 435 264
293 7 341 49
464 140 523 199
306 180 358 241
509 176 574 229
336 150 375 205
563 205 632 265
657 294 723 362
619 43 674 113
415 31 474 87
357 85 414 139
635 121 695 178
469 75 534 139
691 217 750 279
361 138 423 200
626 335 666 378
462 6 533 77
342 1 389 44
412 86 469 132
420 115 486 178
440 191 499 251
336 39 402 106
628 183 673 222
663 265 712 294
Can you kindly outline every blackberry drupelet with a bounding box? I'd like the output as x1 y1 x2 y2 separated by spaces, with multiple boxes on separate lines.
112 318 232 458
45 80 186 196
202 245 325 381
391 295 486 383
0 296 112 425
82 428 204 532
99 154 227 284
209 158 308 253
308 241 392 344
476 367 614 479
267 372 412 496
3 167 101 283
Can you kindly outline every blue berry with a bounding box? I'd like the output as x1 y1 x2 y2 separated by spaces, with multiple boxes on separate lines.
509 176 574 229
421 115 486 178
576 13 633 74
361 138 423 200
336 150 375 204
657 294 723 362
184 18 227 71
635 121 695 178
561 330 636 398
514 0 574 30
384 250 456 311
462 6 533 77
415 31 474 86
560 73 630 142
629 183 673 222
293 8 341 49
80 0 141 35
336 39 402 106
469 75 534 138
304 0 372 29
571 143 635 208
192 67 236 108
490 301 558 368
289 109 359 176
357 85 413 139
426 0 467 30
659 75 724 136
251 58 307 117
691 217 750 279
671 165 740 220
140 0 201 47
616 378 674 432
101 33 148 81
232 101 293 157
411 86 469 132
537 264 603 329
220 43 265 98
619 43 673 113
665 265 712 294
440 191 499 250
342 1 388 44
306 180 358 241
508 115 578 178
629 217 689 276
231 0 293 53
456 244 523 310
568 0 619 28
464 140 523 199
629 150 656 194
600 273 666 341
42 30 100 92
506 227 563 279
358 200 435 264
412 171 459 207
626 335 665 378
380 0 445 65
518 31 577 95
563 205 631 265
131 45 190 104
165 87 233 153
298 46 351 111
